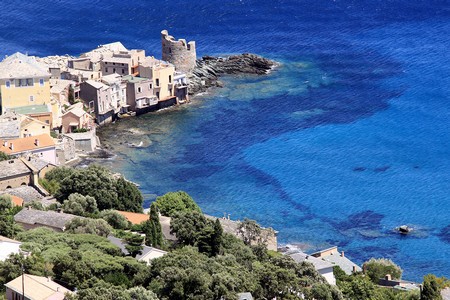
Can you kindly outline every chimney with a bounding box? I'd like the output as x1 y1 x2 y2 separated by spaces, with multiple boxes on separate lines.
341 251 345 257
9 143 13 151
385 274 392 281
35 138 39 147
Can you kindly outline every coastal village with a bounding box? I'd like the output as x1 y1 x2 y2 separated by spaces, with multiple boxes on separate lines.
0 30 447 300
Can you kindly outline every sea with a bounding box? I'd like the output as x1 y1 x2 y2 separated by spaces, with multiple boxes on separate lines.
1 0 449 281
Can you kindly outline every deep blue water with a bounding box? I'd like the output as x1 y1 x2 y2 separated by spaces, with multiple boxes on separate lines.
2 0 450 281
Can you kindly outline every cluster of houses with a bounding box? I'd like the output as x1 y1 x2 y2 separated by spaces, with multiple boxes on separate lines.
0 31 192 172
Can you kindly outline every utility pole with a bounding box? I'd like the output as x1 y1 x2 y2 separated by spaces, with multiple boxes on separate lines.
21 262 24 300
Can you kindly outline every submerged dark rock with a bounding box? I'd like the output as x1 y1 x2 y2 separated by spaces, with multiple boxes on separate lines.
188 53 277 95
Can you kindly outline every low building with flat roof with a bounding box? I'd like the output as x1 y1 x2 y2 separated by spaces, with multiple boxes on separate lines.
311 246 362 275
4 274 72 300
0 235 21 261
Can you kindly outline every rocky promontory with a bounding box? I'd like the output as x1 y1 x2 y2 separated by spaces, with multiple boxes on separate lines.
188 53 277 95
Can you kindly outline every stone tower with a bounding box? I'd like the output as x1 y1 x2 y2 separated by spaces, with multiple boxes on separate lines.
161 30 196 74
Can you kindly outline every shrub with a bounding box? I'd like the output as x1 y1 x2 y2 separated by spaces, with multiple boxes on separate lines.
363 258 402 283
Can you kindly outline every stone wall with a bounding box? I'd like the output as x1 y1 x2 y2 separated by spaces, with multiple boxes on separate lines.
161 30 196 74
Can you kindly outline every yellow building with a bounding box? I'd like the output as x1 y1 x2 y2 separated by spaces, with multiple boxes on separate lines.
138 57 176 102
20 115 50 138
0 52 51 114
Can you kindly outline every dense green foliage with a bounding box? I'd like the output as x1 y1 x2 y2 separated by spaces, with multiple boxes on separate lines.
334 266 419 300
154 191 201 217
100 209 130 229
115 177 144 212
67 285 159 300
422 274 443 300
143 203 164 248
124 234 144 258
0 195 22 238
170 211 222 256
0 151 14 162
65 217 112 237
62 193 99 216
45 165 143 212
15 228 148 291
363 258 403 283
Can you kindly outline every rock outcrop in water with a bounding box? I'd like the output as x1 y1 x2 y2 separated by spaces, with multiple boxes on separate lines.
188 53 277 95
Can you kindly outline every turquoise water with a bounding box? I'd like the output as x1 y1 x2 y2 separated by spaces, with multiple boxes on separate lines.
2 0 449 281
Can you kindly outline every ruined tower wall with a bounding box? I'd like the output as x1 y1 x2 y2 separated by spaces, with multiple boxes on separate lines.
161 30 196 74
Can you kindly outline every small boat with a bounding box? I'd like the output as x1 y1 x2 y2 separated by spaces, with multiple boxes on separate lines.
118 111 136 119
127 141 143 148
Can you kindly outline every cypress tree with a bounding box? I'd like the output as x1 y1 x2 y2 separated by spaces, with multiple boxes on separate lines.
144 203 164 248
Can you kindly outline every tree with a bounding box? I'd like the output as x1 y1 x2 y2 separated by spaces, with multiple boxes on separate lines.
65 217 112 237
170 211 208 246
124 234 144 258
0 195 22 238
100 210 130 230
154 191 201 217
62 193 99 216
422 274 443 300
363 258 403 283
56 165 119 210
115 177 143 213
45 166 76 183
148 246 256 300
338 275 376 300
143 203 164 248
49 165 144 212
0 151 13 162
127 286 159 300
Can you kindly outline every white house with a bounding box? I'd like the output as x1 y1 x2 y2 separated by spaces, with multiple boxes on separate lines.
288 252 336 285
0 235 22 261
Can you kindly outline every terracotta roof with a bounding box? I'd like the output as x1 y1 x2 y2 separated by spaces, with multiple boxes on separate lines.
9 195 24 207
5 274 72 300
0 134 55 154
116 210 149 225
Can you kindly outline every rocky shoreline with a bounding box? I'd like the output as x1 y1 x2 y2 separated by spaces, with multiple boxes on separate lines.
188 53 277 95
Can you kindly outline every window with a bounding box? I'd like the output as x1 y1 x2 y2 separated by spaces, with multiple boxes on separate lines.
149 84 152 89
137 87 141 93
113 68 116 73
121 69 125 74
39 78 44 86
105 68 109 73
169 75 172 83
156 92 160 99
156 79 159 87
113 63 116 65
29 95 34 102
15 78 34 87
5 81 10 88
42 126 45 129
122 63 124 66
